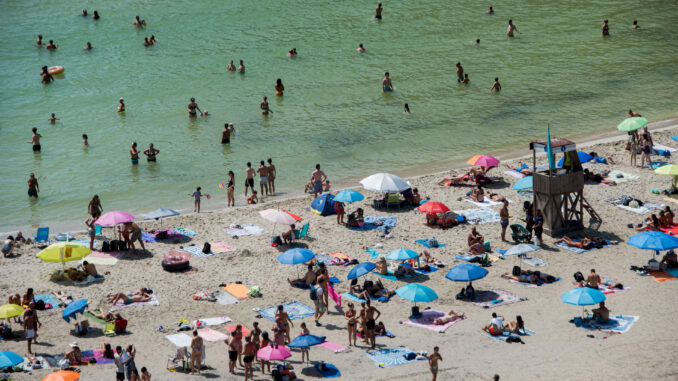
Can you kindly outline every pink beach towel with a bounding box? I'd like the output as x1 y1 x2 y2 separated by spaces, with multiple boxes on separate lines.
328 283 341 307
198 328 229 342
210 241 236 253
317 341 348 353
403 310 465 333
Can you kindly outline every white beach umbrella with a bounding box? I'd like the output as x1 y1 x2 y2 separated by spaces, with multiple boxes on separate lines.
259 209 297 225
359 173 410 193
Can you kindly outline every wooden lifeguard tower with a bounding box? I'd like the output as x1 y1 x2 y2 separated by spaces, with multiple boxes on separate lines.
529 137 601 237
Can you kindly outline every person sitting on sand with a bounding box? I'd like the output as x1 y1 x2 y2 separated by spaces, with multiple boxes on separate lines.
81 261 102 278
583 168 617 185
469 240 485 255
375 321 387 336
592 302 609 323
505 315 526 334
434 310 465 325
282 224 295 244
101 342 115 359
467 227 484 247
661 250 678 268
411 188 422 205
65 342 82 364
375 256 388 275
2 236 16 258
636 214 661 231
468 186 485 202
665 206 675 224
418 250 443 266
482 312 504 336
347 208 364 228
554 236 592 250
65 268 87 282
247 190 258 205
52 291 73 307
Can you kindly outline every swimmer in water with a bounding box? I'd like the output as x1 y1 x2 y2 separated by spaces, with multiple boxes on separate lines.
82 134 88 146
28 127 42 152
92 11 99 20
188 98 201 117
491 77 501 92
261 96 270 115
48 113 59 123
227 60 236 71
143 37 152 46
36 35 43 46
46 40 57 50
404 104 410 114
602 19 610 36
41 66 53 84
143 143 159 162
476 38 480 45
357 43 366 52
275 79 285 96
632 20 640 29
288 48 297 56
81 9 88 17
118 98 125 113
382 72 393 91
375 2 383 19
130 142 139 165
456 62 464 82
150 35 157 44
462 74 469 84
507 20 521 37
201 110 209 116
237 60 245 73
134 16 146 27
84 42 93 50
486 6 494 14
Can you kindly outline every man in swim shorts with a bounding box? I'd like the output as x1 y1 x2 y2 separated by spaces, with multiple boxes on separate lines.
24 309 38 354
499 200 509 242
491 77 502 92
375 2 383 19
28 127 42 152
242 335 257 380
362 300 381 349
310 164 327 198
245 162 255 197
456 62 464 82
507 20 521 37
27 173 39 198
482 312 504 336
382 72 393 91
429 346 442 381
130 142 139 165
221 123 231 144
257 160 269 196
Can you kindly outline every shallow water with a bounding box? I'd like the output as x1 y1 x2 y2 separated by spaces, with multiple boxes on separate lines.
1 1 677 230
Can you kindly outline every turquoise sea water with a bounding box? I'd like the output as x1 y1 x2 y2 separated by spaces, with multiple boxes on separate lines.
1 1 677 231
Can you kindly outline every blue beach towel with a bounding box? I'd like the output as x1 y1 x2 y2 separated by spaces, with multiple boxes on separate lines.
141 232 157 243
350 216 397 231
35 293 61 309
455 253 476 262
402 263 438 274
555 239 615 254
257 301 315 322
365 346 425 368
415 239 446 249
486 328 536 341
666 268 678 278
314 363 341 378
454 208 501 224
365 248 384 258
579 315 639 333
340 292 388 303
374 271 419 282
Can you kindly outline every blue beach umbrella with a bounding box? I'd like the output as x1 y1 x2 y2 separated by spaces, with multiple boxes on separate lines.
333 190 365 203
561 287 606 306
627 231 678 260
385 248 418 261
278 248 315 265
288 334 326 348
0 351 24 368
512 176 533 191
557 151 593 167
347 262 376 280
445 263 488 283
395 284 438 305
62 299 88 323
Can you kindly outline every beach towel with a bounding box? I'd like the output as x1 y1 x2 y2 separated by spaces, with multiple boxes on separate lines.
357 329 395 339
141 232 157 242
35 293 61 309
349 216 397 231
74 275 106 286
503 275 561 288
341 292 368 303
110 293 159 311
21 355 56 371
256 301 315 322
86 251 121 266
365 248 384 258
198 328 229 342
166 333 193 347
470 289 526 308
648 270 676 282
666 268 678 278
454 208 501 224
216 291 239 305
579 315 639 334
193 316 232 327
521 256 548 267
403 310 465 333
224 227 250 237
317 341 348 353
555 239 615 254
210 241 236 253
222 283 250 299
328 283 341 307
69 239 99 248
183 244 214 257
83 311 108 325
415 239 446 248
375 270 419 282
172 227 197 237
617 203 664 214
365 346 425 368
80 349 115 365
486 328 536 342
225 325 252 336
314 363 341 378
606 170 639 183
503 170 525 179
464 198 509 208
242 224 266 235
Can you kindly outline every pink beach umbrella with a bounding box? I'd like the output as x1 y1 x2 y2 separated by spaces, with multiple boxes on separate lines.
95 211 135 227
467 155 500 168
257 344 292 361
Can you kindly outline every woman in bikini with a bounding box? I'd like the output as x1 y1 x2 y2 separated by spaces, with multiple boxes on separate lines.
275 305 293 344
187 98 201 117
274 78 285 96
505 315 526 334
232 324 244 367
259 331 271 374
434 309 465 325
226 171 235 207
345 303 358 346
143 144 159 162
554 236 592 250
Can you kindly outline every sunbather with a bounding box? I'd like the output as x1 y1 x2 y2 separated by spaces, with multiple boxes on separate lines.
592 301 609 323
101 342 115 359
65 342 82 364
433 309 465 325
661 251 678 268
467 227 484 247
583 168 617 185
282 224 295 244
438 172 470 186
482 312 504 336
554 236 592 250
81 261 102 278
108 290 152 305
665 206 675 224
502 270 541 285
347 208 364 228
635 214 660 231
468 186 485 202
469 240 485 255
375 321 387 336
509 162 533 175
52 291 73 306
415 250 443 266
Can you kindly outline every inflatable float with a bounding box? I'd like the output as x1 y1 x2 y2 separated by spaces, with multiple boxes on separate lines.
161 250 190 272
48 66 64 75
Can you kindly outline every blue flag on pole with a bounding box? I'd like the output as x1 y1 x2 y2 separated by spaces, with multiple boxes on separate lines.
547 125 555 171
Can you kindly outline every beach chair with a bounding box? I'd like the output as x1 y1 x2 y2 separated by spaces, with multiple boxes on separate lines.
385 193 401 210
510 224 532 243
167 347 189 370
33 227 49 247
293 223 310 240
104 323 116 336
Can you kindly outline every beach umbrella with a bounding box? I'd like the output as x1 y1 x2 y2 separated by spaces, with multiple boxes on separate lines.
62 299 88 323
445 263 488 283
617 117 648 132
282 210 303 221
512 176 533 191
37 242 91 265
503 243 541 257
0 351 24 368
385 248 418 261
260 209 297 225
395 284 438 305
42 371 80 381
467 155 500 168
655 164 678 190
347 262 376 280
288 334 326 348
561 287 606 318
359 173 410 193
95 211 135 226
627 231 678 260
144 208 179 226
333 190 365 203
278 248 315 265
417 201 449 214
257 344 292 361
557 151 593 167
0 304 24 320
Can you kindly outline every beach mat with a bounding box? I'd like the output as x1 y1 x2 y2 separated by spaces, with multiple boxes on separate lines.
224 224 266 237
464 198 509 208
504 170 525 179
83 311 108 325
256 301 315 322
341 292 387 304
555 239 615 254
415 239 446 249
579 315 639 333
365 346 425 368
222 283 250 299
606 170 639 183
81 349 114 365
350 216 397 231
314 363 341 378
166 333 192 347
648 270 676 282
486 328 536 342
521 256 548 267
183 245 214 257
375 271 420 282
454 208 501 224
216 291 239 305
193 316 232 326
35 293 61 309
470 289 526 308
317 341 348 353
403 310 465 333
110 293 159 311
198 328 229 342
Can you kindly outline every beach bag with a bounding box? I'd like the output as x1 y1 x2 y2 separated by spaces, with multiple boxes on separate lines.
202 242 211 254
574 271 584 282
35 300 45 311
156 231 168 240
428 237 439 248
101 241 110 252
309 285 318 301
512 265 521 277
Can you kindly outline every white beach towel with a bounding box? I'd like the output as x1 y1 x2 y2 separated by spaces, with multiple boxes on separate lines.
193 316 232 327
653 143 677 153
607 170 640 183
216 291 239 305
166 333 193 348
110 294 160 311
503 170 525 179
464 198 510 208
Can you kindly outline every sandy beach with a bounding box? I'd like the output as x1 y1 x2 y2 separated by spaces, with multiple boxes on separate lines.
3 120 678 380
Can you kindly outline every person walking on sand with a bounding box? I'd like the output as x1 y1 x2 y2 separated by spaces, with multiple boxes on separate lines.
227 171 235 207
500 200 509 242
190 330 203 375
27 173 39 198
507 20 521 37
491 77 502 92
311 164 327 198
267 158 277 195
602 19 610 36
28 127 42 152
382 72 393 91
190 187 203 213
257 161 270 196
375 2 383 19
429 346 442 381
245 162 255 197
130 142 139 165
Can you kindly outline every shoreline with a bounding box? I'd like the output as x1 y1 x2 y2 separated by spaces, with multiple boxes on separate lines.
4 113 677 236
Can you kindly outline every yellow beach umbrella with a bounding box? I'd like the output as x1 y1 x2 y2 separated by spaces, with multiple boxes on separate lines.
37 242 92 264
0 304 24 320
655 165 678 189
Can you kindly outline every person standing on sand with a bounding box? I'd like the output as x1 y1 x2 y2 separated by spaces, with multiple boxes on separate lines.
28 127 42 152
602 19 610 36
221 123 231 144
24 309 38 354
361 300 381 349
122 221 145 254
190 330 203 375
428 346 442 381
27 173 39 198
267 158 277 195
245 162 255 197
227 171 235 207
243 335 256 380
190 187 203 213
500 200 509 242
257 161 269 196
375 2 383 19
507 20 521 37
89 195 103 220
382 72 393 91
130 142 139 165
456 62 464 82
491 77 502 92
310 164 327 198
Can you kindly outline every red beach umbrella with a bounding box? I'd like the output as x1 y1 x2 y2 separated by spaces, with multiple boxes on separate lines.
417 202 450 214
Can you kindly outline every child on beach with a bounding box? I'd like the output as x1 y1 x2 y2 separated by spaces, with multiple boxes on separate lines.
247 190 258 204
190 187 203 213
299 322 310 362
48 113 59 123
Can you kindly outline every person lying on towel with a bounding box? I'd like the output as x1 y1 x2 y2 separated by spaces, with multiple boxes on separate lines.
434 309 465 325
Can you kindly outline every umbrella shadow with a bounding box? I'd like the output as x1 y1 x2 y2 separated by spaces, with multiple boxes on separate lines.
463 290 501 303
118 250 154 260
275 242 310 251
300 365 322 378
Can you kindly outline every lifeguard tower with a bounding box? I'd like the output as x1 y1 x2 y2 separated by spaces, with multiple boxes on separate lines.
528 137 601 237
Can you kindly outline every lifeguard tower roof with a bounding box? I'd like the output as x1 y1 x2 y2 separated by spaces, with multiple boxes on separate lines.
530 138 577 153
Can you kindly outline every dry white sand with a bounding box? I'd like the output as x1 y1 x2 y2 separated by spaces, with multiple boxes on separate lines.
3 123 678 381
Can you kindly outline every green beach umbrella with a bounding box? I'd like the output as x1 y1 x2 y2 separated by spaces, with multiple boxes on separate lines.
617 117 648 132
655 164 678 189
